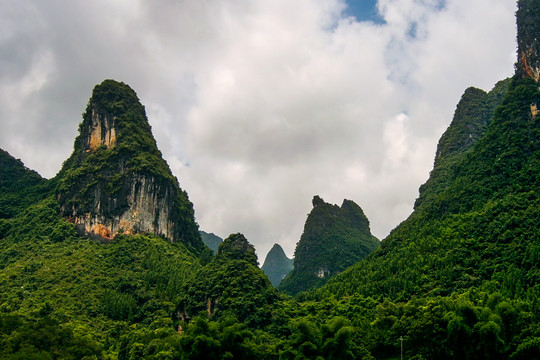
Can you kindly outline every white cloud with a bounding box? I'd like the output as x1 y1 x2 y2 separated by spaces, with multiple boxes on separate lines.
0 0 517 259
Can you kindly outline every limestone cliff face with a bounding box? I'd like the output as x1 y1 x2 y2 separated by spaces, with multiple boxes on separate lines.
517 0 540 82
69 174 176 241
84 108 117 151
56 80 203 252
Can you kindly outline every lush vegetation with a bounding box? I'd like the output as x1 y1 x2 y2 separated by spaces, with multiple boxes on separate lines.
314 75 538 299
279 196 379 295
1 71 539 358
1 3 539 356
176 234 278 328
0 194 204 359
0 149 51 219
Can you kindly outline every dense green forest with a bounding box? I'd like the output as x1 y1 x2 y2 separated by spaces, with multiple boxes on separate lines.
0 1 539 358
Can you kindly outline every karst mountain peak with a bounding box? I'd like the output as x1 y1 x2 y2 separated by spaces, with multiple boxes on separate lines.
55 79 204 252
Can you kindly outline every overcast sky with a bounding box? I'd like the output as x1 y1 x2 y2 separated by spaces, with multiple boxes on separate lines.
1 0 517 260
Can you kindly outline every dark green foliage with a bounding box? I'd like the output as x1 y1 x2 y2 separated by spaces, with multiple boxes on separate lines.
216 233 258 267
279 196 379 295
261 244 294 287
315 75 539 302
0 194 202 358
433 80 510 167
177 234 278 326
417 78 511 212
0 313 102 360
176 317 262 360
200 231 222 254
0 149 50 219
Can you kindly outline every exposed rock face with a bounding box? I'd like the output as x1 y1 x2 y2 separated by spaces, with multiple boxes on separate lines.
56 80 203 251
85 108 117 151
517 0 540 82
70 174 176 241
261 243 294 287
279 196 379 295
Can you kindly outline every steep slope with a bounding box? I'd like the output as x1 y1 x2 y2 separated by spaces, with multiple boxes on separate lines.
200 231 223 254
0 80 211 359
279 196 379 295
261 243 294 287
55 80 204 252
0 149 50 219
414 78 511 215
433 80 510 168
317 1 540 301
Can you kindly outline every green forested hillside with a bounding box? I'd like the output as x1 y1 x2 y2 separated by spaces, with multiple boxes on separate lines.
1 78 538 358
0 195 203 359
279 196 379 295
317 75 539 300
0 1 539 358
199 231 223 254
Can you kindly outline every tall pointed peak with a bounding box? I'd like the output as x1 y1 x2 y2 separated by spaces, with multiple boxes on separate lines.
56 80 203 252
516 0 540 82
74 79 156 154
267 243 287 256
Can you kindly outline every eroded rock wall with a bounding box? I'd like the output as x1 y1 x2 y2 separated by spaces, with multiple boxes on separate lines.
68 174 176 241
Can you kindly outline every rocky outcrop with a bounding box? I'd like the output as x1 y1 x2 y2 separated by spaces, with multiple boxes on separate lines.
84 108 117 151
279 196 379 295
216 233 258 266
517 0 540 82
68 174 176 241
432 80 510 169
56 80 203 251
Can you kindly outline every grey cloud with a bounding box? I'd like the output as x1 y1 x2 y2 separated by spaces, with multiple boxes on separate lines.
0 0 517 259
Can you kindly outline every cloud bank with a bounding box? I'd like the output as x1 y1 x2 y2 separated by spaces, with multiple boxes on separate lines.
0 0 517 258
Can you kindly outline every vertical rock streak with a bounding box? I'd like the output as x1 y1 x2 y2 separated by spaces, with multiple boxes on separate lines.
85 108 117 151
71 174 175 241
517 0 540 82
